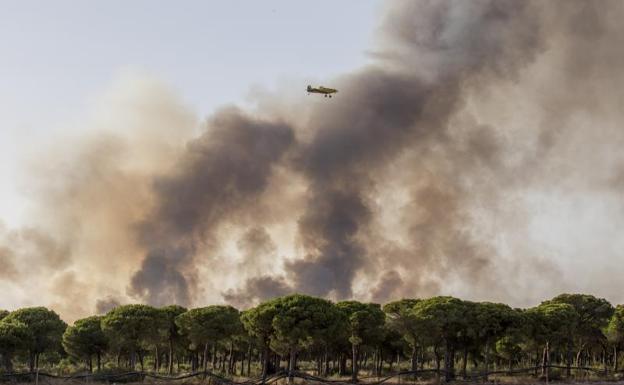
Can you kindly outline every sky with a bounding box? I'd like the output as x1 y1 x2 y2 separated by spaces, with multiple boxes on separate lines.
2 1 624 322
0 0 380 226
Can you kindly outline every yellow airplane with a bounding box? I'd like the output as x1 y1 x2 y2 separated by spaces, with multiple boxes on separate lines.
307 85 338 98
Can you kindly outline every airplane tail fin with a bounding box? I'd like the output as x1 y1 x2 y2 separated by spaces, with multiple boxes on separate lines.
307 85 312 92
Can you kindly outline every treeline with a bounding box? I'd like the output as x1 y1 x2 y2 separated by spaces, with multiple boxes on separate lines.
1 293 624 382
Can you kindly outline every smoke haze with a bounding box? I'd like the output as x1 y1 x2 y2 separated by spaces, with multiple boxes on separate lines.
2 0 624 321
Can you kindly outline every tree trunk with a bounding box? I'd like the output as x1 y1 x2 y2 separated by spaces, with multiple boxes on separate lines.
352 344 359 382
316 356 321 375
575 346 584 367
3 353 13 372
202 343 209 371
566 341 572 377
484 338 490 381
410 345 418 372
534 347 539 375
614 346 618 371
97 352 101 372
88 355 93 373
228 341 234 374
288 349 296 385
434 345 441 376
324 348 330 376
542 341 550 382
247 343 252 377
443 341 454 382
462 346 468 378
168 338 174 374
546 341 550 382
261 346 269 381
191 352 198 372
154 345 160 372
371 350 376 377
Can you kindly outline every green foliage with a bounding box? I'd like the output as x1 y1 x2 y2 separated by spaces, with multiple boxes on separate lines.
0 310 9 321
383 299 420 346
379 325 408 358
527 302 577 346
160 305 187 348
337 300 385 347
383 299 420 315
160 305 187 341
241 298 281 347
101 304 161 355
496 335 522 362
62 316 107 363
176 305 241 350
2 307 67 361
604 304 624 352
4 292 624 376
158 305 188 373
544 293 613 346
0 320 29 352
0 320 29 370
411 296 468 346
272 294 342 353
471 302 518 347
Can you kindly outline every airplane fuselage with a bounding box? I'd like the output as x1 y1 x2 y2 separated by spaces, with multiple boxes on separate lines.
307 85 338 97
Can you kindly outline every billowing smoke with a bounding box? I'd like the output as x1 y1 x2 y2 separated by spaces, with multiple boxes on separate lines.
128 108 294 306
2 0 624 321
0 225 71 284
95 296 123 315
282 0 544 299
223 276 291 309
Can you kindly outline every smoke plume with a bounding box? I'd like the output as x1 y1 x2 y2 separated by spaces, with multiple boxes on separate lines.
128 108 294 306
2 0 624 321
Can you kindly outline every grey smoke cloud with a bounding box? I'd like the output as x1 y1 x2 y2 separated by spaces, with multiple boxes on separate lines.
128 107 294 306
3 1 624 318
95 296 123 315
222 275 291 309
277 0 545 301
0 225 71 280
370 270 404 304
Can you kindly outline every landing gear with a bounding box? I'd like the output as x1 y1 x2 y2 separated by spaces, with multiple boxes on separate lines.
324 94 327 98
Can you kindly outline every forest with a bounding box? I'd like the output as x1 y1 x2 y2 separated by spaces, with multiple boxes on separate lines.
1 293 623 382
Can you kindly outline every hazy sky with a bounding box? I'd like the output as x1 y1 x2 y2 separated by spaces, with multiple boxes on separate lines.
0 0 380 226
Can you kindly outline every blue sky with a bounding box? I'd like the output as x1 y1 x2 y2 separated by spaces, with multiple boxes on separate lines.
0 0 381 226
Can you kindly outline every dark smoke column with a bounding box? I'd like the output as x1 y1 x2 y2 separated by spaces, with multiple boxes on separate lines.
129 108 294 306
286 0 545 300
